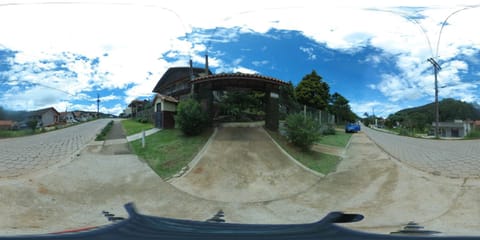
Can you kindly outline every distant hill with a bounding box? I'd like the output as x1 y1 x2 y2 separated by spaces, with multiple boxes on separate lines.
387 98 480 129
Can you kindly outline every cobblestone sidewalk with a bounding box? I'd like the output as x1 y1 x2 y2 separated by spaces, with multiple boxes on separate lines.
0 119 111 178
363 126 480 178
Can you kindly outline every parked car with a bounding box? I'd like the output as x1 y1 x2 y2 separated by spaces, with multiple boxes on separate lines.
345 122 361 133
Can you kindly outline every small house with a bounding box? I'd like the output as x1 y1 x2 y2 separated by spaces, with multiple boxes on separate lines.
60 112 78 124
434 120 472 138
153 94 178 129
0 120 15 130
128 100 150 118
27 107 60 127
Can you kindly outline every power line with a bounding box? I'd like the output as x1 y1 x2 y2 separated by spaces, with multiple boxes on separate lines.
374 6 480 138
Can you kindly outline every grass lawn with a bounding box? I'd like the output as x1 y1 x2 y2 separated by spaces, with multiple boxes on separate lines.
130 128 213 179
95 120 114 141
0 126 65 138
267 129 340 175
0 129 36 138
316 130 352 147
121 119 154 136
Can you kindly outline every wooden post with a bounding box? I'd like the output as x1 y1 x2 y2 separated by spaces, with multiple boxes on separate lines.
303 105 306 120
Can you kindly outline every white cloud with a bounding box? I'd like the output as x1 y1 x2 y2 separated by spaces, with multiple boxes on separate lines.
124 74 159 104
350 100 403 118
98 94 121 102
232 58 243 65
299 47 317 60
363 55 382 65
252 60 269 66
232 67 258 74
1 86 68 111
69 103 125 115
1 0 480 112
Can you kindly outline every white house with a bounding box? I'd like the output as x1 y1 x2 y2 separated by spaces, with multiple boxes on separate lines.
153 94 178 129
60 112 78 124
434 120 472 138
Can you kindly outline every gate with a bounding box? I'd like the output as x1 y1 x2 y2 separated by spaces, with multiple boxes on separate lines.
155 111 163 128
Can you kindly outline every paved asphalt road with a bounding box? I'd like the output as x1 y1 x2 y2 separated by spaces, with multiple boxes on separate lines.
363 126 480 178
0 119 111 178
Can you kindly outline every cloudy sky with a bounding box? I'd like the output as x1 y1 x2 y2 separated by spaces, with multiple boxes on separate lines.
0 0 479 117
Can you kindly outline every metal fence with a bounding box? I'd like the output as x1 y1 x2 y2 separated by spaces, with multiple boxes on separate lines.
301 105 335 125
133 108 155 122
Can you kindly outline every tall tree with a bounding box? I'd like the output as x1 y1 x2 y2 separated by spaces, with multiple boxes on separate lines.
279 81 299 114
295 70 330 110
329 92 355 123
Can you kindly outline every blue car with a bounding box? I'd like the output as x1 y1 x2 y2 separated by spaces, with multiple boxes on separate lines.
345 122 361 133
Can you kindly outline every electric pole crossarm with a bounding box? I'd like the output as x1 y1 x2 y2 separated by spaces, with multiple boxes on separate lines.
427 58 441 71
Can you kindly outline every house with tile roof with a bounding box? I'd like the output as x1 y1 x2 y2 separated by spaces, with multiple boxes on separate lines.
153 64 288 130
0 120 16 130
27 107 60 127
60 111 78 124
152 93 178 129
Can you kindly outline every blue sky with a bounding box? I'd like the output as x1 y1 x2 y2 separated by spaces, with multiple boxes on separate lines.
1 1 480 117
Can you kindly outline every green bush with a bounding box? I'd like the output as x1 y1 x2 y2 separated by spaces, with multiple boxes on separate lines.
466 130 480 139
136 118 149 123
284 113 321 151
399 128 410 136
175 98 208 136
27 120 38 132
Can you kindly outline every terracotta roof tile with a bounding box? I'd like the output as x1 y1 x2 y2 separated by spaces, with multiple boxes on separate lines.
0 120 14 126
192 73 288 85
153 94 179 103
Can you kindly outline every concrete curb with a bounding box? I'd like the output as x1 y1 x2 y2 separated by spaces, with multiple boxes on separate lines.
263 128 325 178
126 128 161 142
167 128 218 182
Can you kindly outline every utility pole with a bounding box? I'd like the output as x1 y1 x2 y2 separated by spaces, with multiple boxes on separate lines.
189 59 194 96
427 58 441 138
97 93 100 118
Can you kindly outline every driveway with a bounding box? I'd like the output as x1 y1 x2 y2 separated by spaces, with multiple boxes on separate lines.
169 127 322 202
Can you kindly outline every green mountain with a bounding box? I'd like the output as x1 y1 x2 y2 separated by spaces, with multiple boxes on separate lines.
387 98 480 130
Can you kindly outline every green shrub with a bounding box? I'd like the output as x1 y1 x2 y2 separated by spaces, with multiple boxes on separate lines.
136 118 149 123
175 98 208 136
466 130 480 139
399 128 410 136
27 120 38 132
284 113 321 151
